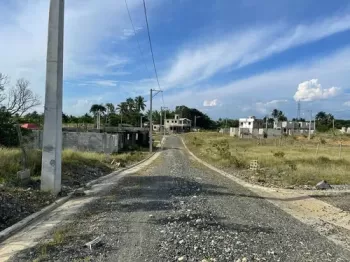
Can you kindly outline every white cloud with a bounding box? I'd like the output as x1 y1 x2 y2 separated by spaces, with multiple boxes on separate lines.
255 100 288 114
203 99 218 107
293 79 341 101
120 27 142 40
0 0 144 100
159 46 350 118
163 13 350 89
84 80 119 87
343 101 350 107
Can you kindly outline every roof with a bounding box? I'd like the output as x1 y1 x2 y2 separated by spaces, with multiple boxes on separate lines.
21 123 40 130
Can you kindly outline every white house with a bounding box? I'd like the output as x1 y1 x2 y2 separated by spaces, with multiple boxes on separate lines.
239 116 264 135
274 121 315 135
164 114 191 133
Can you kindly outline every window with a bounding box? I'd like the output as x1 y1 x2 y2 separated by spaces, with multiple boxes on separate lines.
136 133 138 140
240 122 243 126
175 121 177 123
127 134 130 140
167 120 169 123
248 122 251 125
172 121 174 123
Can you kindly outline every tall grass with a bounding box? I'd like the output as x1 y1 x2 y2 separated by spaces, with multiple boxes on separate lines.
184 132 350 186
0 148 147 184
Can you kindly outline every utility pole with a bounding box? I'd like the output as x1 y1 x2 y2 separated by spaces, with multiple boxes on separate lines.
161 106 168 136
308 110 312 140
41 0 64 194
194 115 200 130
149 89 163 153
140 115 144 128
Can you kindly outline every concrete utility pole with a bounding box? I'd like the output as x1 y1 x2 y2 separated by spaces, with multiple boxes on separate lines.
140 115 144 128
149 89 162 153
41 0 64 194
194 115 200 130
161 106 168 136
308 110 312 140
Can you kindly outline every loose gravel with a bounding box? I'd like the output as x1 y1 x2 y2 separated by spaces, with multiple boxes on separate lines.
10 136 350 262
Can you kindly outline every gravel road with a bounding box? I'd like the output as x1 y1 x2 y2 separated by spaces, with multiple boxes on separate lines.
12 135 350 262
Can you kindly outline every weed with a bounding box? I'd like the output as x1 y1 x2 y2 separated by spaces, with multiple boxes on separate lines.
273 151 285 158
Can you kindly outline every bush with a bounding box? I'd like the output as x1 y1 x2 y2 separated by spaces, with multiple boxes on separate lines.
319 138 326 144
317 156 331 163
285 160 297 171
273 151 285 158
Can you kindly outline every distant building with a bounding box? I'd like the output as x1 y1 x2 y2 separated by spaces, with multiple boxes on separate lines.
274 120 315 135
164 114 191 133
239 116 264 135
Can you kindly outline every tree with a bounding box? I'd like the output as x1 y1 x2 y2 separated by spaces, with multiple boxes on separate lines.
315 111 334 132
6 78 40 116
271 109 279 119
134 96 146 112
0 107 21 147
126 97 135 112
105 103 115 115
90 104 106 116
271 109 287 121
117 102 128 115
0 73 9 104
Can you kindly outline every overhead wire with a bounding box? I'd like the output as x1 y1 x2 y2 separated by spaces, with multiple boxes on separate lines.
142 0 165 107
124 0 152 80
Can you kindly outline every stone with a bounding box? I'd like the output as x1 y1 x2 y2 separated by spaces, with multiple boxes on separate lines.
17 169 30 181
178 256 186 261
73 188 86 196
316 180 332 190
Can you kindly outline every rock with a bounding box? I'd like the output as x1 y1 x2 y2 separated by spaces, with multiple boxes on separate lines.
316 180 332 190
195 219 202 224
178 256 186 261
242 258 248 262
73 188 86 196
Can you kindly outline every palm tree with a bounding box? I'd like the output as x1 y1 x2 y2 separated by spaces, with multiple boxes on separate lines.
105 103 115 115
117 102 128 115
271 109 279 119
117 102 128 124
90 104 100 116
134 96 146 112
126 97 135 112
90 104 106 128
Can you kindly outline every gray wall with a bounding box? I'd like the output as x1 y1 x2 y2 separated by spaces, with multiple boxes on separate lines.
28 130 148 153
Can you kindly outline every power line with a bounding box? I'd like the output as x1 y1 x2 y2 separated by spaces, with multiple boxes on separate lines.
124 0 152 79
142 0 164 106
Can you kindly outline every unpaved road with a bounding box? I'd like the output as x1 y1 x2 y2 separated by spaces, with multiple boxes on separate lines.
10 136 350 262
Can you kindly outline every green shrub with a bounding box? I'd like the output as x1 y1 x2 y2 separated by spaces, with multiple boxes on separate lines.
273 151 285 158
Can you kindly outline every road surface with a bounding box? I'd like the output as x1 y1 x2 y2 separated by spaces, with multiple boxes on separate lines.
11 136 350 262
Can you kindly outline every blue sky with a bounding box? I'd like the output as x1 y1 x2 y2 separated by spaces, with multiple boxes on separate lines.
1 0 350 119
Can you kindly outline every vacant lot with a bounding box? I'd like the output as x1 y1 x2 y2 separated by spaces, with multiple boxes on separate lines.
183 132 350 187
0 148 149 231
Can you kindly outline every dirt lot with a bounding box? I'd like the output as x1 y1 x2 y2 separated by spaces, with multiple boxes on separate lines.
0 149 149 232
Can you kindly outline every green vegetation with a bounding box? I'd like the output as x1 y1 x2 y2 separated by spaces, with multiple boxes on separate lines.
0 148 148 185
184 132 350 187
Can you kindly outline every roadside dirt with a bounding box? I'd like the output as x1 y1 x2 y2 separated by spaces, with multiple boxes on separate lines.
0 162 113 233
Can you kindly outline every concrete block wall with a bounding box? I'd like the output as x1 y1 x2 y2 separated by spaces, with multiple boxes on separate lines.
27 130 148 153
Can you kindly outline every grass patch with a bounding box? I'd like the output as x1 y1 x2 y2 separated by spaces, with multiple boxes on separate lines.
0 148 148 185
183 132 350 186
